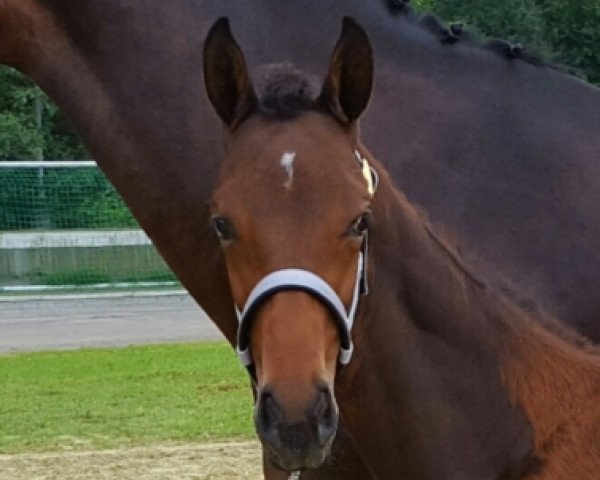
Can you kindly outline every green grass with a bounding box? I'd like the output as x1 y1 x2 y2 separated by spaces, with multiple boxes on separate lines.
41 268 178 286
0 342 254 454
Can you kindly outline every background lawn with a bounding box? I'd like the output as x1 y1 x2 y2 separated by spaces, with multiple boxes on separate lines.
0 342 255 453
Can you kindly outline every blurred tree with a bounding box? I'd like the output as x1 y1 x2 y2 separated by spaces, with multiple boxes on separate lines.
0 112 44 159
413 0 600 84
538 0 600 83
0 66 89 160
415 0 552 54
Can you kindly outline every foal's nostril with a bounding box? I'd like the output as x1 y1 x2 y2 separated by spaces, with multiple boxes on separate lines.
314 389 332 419
313 388 337 446
258 391 282 434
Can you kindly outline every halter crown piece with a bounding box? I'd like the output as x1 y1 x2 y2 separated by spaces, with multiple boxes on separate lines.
234 150 378 369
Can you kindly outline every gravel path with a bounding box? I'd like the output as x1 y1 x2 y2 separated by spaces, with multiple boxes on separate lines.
0 291 224 353
0 441 263 480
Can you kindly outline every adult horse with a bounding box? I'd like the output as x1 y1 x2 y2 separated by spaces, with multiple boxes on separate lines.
1 0 600 478
203 16 600 478
2 1 600 341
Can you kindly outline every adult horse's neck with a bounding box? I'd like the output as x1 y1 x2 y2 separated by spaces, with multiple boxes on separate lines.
336 154 565 478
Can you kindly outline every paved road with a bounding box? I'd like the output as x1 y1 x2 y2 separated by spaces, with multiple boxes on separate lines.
0 291 225 354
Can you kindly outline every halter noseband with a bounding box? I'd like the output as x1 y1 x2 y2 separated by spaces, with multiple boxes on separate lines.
234 150 378 368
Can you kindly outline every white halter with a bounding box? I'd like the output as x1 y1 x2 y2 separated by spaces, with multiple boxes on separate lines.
235 252 364 366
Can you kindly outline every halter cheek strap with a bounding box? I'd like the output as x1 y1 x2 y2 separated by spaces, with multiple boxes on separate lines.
235 252 364 366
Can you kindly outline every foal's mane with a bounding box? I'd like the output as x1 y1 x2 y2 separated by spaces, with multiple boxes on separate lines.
405 194 595 351
382 0 578 78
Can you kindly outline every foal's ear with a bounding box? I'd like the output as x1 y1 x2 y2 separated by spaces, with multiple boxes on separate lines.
318 17 373 124
203 18 256 128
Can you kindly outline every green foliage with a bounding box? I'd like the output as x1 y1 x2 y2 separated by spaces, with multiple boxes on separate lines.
0 167 137 230
0 68 131 231
42 268 177 286
0 66 88 160
41 168 137 229
416 0 552 55
413 0 600 85
42 269 112 286
539 0 600 83
0 112 44 160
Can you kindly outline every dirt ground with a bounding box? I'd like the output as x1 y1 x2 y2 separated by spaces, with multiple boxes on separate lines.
0 441 263 480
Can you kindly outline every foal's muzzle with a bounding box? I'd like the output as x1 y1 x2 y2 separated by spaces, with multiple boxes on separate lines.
235 252 366 371
255 385 338 471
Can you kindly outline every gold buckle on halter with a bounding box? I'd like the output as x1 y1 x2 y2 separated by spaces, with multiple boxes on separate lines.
355 150 377 197
362 158 375 196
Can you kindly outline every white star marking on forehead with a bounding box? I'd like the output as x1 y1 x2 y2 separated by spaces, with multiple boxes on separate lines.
280 151 296 189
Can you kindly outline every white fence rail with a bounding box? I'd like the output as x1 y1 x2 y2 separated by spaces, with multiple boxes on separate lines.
0 161 179 293
0 229 152 249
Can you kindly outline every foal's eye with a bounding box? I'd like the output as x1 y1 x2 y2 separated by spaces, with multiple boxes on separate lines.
349 213 371 237
211 216 235 242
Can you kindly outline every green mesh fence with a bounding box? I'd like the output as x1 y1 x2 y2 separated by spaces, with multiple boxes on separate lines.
0 161 179 292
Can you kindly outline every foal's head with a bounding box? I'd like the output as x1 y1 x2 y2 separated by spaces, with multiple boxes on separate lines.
204 18 373 471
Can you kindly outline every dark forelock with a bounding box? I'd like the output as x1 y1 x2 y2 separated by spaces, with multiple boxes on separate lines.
254 64 319 120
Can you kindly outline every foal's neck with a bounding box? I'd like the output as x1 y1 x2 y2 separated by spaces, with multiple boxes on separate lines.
335 168 533 478
337 162 600 478
376 167 600 394
383 166 600 461
374 177 511 356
